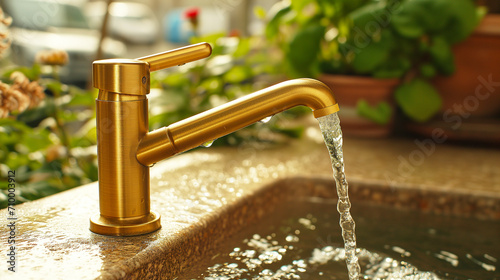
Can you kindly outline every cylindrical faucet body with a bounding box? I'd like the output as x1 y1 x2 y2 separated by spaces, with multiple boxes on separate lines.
90 43 212 236
96 92 149 218
91 91 160 236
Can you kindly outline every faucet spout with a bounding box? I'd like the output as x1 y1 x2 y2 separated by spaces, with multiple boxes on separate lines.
137 78 338 166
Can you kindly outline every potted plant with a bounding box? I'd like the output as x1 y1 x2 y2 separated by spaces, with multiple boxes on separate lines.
262 0 483 137
432 13 500 118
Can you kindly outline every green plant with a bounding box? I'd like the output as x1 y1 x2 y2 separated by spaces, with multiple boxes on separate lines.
149 33 307 146
264 0 484 123
0 6 98 207
0 64 98 208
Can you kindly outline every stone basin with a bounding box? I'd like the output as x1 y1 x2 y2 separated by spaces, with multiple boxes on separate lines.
1 123 499 279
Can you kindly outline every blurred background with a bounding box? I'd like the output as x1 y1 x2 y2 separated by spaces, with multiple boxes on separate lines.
0 0 278 85
0 0 499 206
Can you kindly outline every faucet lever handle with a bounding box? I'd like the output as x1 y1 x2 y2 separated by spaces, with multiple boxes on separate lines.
93 43 212 96
137 42 212 72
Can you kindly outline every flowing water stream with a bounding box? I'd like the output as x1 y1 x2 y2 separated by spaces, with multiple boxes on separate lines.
317 113 360 279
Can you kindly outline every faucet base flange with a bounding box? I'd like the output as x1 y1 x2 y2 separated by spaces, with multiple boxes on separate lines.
90 211 161 236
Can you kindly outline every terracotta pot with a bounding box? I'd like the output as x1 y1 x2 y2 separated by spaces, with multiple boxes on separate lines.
433 14 500 117
320 74 399 137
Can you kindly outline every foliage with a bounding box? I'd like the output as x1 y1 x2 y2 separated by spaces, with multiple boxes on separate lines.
263 0 484 123
0 64 98 208
149 33 307 147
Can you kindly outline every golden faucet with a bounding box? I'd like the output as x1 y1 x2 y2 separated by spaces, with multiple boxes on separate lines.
90 43 339 236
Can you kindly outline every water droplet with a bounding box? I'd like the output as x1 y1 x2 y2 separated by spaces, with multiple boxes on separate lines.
259 116 272 123
200 140 215 147
285 235 299 242
261 269 273 276
227 263 238 269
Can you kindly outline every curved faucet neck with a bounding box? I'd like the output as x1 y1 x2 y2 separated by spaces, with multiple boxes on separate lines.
137 78 338 166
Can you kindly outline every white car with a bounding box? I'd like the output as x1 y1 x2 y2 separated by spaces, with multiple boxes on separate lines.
84 1 160 45
1 0 126 85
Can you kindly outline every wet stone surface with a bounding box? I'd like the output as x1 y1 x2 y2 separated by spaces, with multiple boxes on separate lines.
1 124 499 279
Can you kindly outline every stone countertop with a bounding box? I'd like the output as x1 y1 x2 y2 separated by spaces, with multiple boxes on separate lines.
1 126 499 279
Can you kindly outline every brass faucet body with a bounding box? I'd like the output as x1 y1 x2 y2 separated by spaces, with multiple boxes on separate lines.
90 43 338 236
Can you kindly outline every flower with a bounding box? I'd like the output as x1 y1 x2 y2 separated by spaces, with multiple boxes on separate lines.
0 7 12 57
35 49 69 66
0 82 29 117
0 72 45 118
10 71 45 108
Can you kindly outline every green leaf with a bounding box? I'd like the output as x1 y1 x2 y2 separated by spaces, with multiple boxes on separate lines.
372 55 409 79
340 0 374 15
265 4 292 39
21 129 53 152
394 79 442 122
349 2 386 32
16 104 52 126
161 72 190 88
2 64 41 81
408 0 450 33
70 119 97 148
419 63 437 78
442 0 480 44
149 112 178 130
223 65 252 84
351 41 389 74
428 36 454 75
232 38 250 58
20 181 61 200
391 9 424 38
391 0 478 44
286 23 325 76
372 69 405 79
291 0 313 13
0 119 32 146
190 33 225 46
476 6 487 23
0 118 31 133
45 80 66 96
190 33 226 55
198 77 223 93
270 125 304 138
356 100 392 125
67 88 95 107
5 152 31 171
254 6 267 20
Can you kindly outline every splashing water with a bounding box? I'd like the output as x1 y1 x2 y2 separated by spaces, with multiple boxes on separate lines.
179 189 498 279
317 112 360 280
178 112 497 279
